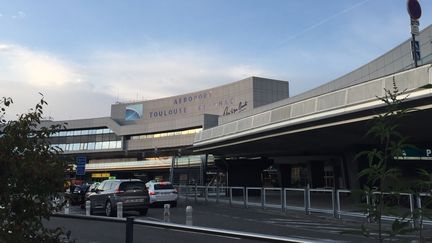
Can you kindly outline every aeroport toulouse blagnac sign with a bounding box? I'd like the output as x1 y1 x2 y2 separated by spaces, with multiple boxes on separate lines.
124 90 250 121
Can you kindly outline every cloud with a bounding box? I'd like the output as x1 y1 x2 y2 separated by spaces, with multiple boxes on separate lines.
85 47 268 101
0 43 109 120
18 11 26 18
11 11 26 19
1 42 269 120
0 43 84 87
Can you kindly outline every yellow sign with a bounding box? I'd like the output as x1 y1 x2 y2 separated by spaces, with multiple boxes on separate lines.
92 173 110 178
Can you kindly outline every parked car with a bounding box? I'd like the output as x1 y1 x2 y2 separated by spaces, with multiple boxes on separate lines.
145 180 178 207
88 179 149 217
65 184 89 206
80 182 100 209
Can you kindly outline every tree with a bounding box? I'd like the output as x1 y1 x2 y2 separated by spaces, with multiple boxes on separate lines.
0 95 73 242
355 80 415 242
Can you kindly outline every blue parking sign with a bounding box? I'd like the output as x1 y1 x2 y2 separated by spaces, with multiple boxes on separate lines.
76 156 87 176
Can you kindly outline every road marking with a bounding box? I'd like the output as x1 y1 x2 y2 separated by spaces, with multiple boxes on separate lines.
169 229 241 240
145 216 161 222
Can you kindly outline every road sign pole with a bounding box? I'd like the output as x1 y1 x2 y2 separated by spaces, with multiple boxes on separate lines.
407 0 422 68
412 32 419 68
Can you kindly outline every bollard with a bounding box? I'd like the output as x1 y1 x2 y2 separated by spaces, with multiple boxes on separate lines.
163 204 171 222
86 200 91 216
64 200 70 214
185 206 193 225
117 202 123 218
125 217 134 243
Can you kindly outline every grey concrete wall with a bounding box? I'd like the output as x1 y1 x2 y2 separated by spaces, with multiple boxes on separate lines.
126 134 196 151
253 77 289 107
203 114 219 129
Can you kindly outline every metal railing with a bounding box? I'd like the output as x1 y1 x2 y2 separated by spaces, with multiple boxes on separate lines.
176 185 432 225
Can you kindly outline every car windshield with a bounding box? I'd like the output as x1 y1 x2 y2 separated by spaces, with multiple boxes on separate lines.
154 183 174 190
119 181 145 191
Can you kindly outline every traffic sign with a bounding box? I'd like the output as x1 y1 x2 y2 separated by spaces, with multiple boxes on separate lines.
407 0 422 20
411 19 420 35
76 156 87 176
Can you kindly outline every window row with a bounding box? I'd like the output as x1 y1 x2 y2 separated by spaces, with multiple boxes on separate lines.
130 128 202 140
50 128 114 137
51 140 122 151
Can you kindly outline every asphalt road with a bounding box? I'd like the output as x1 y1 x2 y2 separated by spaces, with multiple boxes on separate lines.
46 200 431 243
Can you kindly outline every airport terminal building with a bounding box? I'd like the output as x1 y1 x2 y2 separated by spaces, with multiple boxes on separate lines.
40 25 432 189
42 77 289 185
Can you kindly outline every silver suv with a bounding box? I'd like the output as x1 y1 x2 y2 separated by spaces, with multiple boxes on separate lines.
145 180 178 207
88 179 149 217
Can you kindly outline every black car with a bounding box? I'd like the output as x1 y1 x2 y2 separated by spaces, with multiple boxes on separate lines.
65 184 89 206
80 182 100 209
88 179 150 217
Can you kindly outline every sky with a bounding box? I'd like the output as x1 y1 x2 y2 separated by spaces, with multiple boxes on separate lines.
1 0 432 121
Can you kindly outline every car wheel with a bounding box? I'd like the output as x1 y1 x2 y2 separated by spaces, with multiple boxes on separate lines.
171 201 177 207
105 201 114 217
139 208 148 216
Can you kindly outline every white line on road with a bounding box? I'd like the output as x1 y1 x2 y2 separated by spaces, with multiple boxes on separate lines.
169 229 242 240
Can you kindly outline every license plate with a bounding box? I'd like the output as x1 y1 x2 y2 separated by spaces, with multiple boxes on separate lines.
125 199 144 203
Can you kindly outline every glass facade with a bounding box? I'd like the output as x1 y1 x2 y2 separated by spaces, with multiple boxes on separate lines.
51 140 122 152
49 127 122 152
50 128 114 137
130 128 202 140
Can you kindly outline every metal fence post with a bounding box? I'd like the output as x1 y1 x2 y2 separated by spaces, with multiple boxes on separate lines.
332 188 337 219
261 187 265 210
417 194 423 229
194 183 198 203
366 192 371 223
409 194 415 228
205 185 208 204
229 187 232 207
125 217 134 243
244 187 248 208
336 190 341 219
304 184 310 215
281 188 285 213
216 184 220 203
